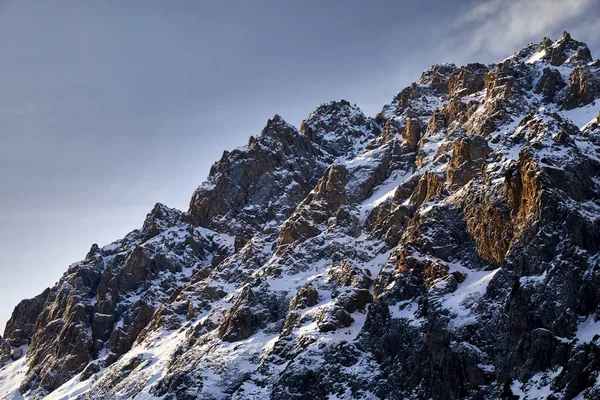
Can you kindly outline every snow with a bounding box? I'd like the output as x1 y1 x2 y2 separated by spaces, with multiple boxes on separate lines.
438 264 501 327
389 300 423 327
344 146 385 168
359 247 394 278
576 315 600 343
358 170 412 221
45 374 92 400
526 49 547 64
47 327 190 399
562 103 600 129
519 271 547 286
0 347 28 400
101 241 121 253
510 367 563 399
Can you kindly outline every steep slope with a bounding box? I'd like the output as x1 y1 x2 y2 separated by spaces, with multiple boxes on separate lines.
1 32 600 400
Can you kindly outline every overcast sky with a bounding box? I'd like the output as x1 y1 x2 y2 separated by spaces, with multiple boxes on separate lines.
1 0 599 333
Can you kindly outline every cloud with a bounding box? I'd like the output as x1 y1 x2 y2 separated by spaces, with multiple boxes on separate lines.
447 0 600 59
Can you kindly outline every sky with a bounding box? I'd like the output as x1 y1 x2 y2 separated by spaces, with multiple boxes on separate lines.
0 0 599 334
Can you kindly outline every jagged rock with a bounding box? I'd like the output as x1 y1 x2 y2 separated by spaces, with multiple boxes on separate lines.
408 171 446 208
299 100 379 158
459 182 513 264
218 285 288 342
447 136 491 189
189 114 329 248
563 65 600 109
401 118 421 149
545 31 593 66
289 284 319 311
118 247 177 292
327 205 361 237
534 67 566 103
317 305 354 332
10 347 23 361
141 203 185 242
277 164 348 247
80 361 101 381
326 260 372 290
106 299 154 358
281 284 320 337
0 287 50 357
485 66 516 100
417 63 458 94
448 63 488 97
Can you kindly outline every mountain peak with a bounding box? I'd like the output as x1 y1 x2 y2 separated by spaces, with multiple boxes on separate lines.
2 31 600 400
258 113 297 139
509 32 593 66
300 99 378 158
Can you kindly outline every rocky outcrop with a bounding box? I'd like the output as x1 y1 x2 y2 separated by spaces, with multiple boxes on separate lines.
446 136 491 189
188 115 329 249
534 67 566 103
217 285 288 342
417 63 458 94
277 164 348 247
401 118 422 150
448 63 488 97
1 289 50 350
563 65 600 109
299 100 380 158
408 171 446 208
543 31 593 66
1 205 233 397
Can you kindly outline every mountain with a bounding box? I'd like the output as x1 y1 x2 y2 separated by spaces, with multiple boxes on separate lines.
1 31 600 399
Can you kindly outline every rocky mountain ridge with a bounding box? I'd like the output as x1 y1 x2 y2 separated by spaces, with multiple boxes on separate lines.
1 31 600 399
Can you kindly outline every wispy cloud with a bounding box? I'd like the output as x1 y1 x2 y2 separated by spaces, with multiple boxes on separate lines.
445 0 600 61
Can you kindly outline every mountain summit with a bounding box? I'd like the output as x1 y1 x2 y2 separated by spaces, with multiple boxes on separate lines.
1 32 600 399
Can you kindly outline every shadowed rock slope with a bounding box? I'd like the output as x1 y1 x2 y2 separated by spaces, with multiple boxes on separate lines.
1 32 600 399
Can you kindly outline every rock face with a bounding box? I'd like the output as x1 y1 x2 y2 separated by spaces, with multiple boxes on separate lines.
2 32 600 400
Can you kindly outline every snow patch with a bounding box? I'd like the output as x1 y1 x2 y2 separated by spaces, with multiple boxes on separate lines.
576 315 600 343
439 265 501 327
0 347 28 400
389 300 423 327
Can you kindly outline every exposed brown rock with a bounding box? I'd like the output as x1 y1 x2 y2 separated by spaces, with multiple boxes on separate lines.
289 284 319 311
448 63 488 97
485 67 515 100
446 136 491 189
504 151 543 228
445 98 469 127
465 98 510 136
6 31 600 400
402 118 422 150
545 31 593 66
563 66 600 109
409 171 446 208
417 64 458 94
277 164 348 247
459 183 513 264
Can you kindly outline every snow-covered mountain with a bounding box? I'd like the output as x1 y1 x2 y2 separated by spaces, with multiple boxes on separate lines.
1 31 600 399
